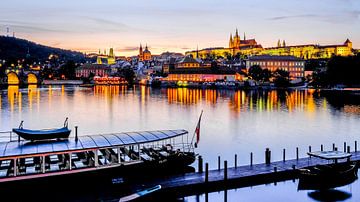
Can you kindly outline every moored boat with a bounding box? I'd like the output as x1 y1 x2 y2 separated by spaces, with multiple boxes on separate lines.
12 118 71 141
298 151 358 190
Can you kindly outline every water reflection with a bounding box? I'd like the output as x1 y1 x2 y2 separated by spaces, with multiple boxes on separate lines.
308 190 352 201
2 86 360 118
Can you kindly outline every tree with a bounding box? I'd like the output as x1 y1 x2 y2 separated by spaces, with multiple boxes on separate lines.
273 69 290 87
262 69 272 82
211 61 219 71
119 68 135 85
248 65 263 81
58 60 77 79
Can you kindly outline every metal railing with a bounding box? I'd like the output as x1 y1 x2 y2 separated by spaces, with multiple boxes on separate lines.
0 131 23 142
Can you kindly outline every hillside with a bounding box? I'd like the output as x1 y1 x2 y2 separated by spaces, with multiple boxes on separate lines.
0 36 85 63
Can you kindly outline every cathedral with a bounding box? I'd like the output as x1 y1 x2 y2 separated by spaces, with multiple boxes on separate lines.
96 48 116 65
228 29 262 50
139 44 152 61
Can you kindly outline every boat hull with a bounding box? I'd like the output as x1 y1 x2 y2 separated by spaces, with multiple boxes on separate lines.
298 162 358 190
0 152 196 200
12 127 71 141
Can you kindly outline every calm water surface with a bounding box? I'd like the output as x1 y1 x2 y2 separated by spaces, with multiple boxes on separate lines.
1 85 360 201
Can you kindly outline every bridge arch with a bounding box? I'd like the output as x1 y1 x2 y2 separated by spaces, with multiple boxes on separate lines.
27 73 38 84
7 72 20 85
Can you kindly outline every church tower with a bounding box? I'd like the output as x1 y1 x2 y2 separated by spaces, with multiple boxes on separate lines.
233 28 241 49
229 33 233 49
139 44 144 61
282 40 286 47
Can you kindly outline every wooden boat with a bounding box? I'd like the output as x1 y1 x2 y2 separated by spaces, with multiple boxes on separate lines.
119 185 161 202
12 118 71 141
298 151 358 190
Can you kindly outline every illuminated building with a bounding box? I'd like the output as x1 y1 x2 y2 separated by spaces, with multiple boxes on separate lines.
261 39 353 59
96 48 116 65
139 44 152 61
246 55 305 79
186 29 353 59
75 64 110 78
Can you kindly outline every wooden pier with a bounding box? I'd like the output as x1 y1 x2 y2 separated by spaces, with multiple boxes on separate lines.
139 144 360 198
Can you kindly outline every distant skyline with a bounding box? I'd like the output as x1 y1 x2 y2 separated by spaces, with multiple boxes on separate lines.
1 0 359 56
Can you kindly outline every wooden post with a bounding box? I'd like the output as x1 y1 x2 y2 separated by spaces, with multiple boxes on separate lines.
94 150 99 167
355 141 358 152
265 148 271 165
13 158 17 177
309 146 311 153
42 156 45 173
335 147 338 151
347 146 350 153
198 155 203 173
250 152 253 166
274 166 277 172
344 142 347 153
205 163 209 183
117 147 121 164
234 154 237 169
224 160 228 181
283 149 286 162
292 165 296 170
69 153 72 170
75 126 78 142
296 147 299 160
321 144 323 151
333 143 335 151
218 156 221 170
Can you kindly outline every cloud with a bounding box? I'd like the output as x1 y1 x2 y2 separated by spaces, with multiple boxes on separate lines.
116 46 139 52
267 14 318 21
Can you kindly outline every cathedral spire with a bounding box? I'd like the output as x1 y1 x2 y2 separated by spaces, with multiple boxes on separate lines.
244 32 246 40
282 40 286 47
235 28 239 37
277 39 281 47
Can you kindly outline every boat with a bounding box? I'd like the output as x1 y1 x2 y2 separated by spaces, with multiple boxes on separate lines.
12 118 71 141
0 129 196 196
298 151 358 190
119 185 161 202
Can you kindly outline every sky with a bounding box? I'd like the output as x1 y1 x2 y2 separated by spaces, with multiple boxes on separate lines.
0 0 359 56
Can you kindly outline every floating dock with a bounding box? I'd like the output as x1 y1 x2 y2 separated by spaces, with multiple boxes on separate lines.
140 146 360 198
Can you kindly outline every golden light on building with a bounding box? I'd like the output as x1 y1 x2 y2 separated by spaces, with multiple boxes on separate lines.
27 73 38 84
7 72 20 85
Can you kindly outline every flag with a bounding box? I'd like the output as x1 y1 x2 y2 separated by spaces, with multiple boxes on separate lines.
194 111 203 147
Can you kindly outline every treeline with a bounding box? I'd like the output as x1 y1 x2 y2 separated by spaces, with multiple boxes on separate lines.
0 36 85 64
312 54 360 87
248 65 292 87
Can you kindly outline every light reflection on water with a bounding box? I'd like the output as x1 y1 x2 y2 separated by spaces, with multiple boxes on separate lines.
1 85 360 165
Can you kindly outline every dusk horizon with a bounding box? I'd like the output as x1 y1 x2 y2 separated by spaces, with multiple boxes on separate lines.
1 0 359 56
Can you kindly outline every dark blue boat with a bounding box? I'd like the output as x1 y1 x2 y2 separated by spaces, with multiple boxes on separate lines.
12 118 71 141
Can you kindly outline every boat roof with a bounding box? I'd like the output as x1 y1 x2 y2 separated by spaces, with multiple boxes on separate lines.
0 129 188 159
307 151 352 160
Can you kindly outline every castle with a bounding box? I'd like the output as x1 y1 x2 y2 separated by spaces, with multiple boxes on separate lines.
186 29 354 60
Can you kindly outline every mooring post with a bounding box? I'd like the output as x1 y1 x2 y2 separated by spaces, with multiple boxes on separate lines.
265 148 271 165
292 165 296 170
218 156 221 170
296 147 299 160
75 126 78 142
321 144 323 151
347 146 350 153
333 143 335 151
309 146 311 153
234 154 237 169
355 141 358 152
198 155 203 173
283 149 286 162
205 163 209 183
344 142 347 153
250 152 253 167
274 166 277 172
335 147 338 151
224 160 228 181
